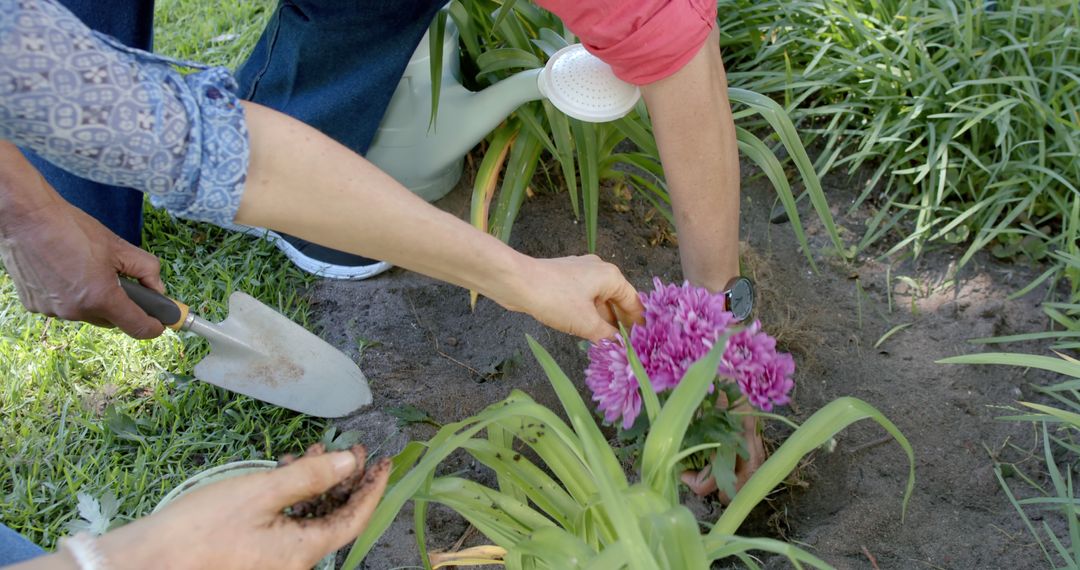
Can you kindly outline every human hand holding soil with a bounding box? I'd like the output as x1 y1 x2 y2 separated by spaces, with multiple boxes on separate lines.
0 143 166 340
10 445 390 570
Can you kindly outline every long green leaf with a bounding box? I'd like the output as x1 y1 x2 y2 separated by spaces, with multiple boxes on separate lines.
712 397 915 535
938 353 1080 379
704 534 831 569
492 131 544 243
570 119 600 252
526 336 659 570
729 87 847 257
427 10 448 130
735 127 816 269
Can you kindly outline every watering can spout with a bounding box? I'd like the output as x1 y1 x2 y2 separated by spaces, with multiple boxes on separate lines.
365 68 542 202
365 16 640 203
437 68 543 154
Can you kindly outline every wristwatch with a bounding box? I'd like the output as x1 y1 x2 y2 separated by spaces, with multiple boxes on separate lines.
723 276 755 321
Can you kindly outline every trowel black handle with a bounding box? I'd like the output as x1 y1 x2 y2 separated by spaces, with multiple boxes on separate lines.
119 279 191 330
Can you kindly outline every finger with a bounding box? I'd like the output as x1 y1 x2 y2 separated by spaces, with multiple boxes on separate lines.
595 299 617 328
307 457 392 548
581 311 619 343
98 282 166 340
605 278 644 327
680 469 718 497
112 238 165 294
263 450 361 508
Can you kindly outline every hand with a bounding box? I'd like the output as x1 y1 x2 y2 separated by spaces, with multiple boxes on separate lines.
680 409 766 501
507 255 644 342
0 154 165 339
84 447 390 570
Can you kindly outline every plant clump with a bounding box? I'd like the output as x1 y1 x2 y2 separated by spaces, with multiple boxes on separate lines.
586 278 795 429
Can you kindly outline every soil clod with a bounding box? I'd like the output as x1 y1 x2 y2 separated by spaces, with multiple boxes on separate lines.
280 443 369 519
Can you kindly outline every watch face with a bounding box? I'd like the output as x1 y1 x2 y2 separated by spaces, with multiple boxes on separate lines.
727 277 754 321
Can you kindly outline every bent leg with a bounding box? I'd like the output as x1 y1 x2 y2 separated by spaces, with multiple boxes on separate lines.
0 523 44 565
237 0 447 156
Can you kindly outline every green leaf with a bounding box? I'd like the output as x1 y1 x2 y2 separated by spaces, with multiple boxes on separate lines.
427 10 447 130
525 336 660 570
938 353 1080 379
641 338 730 501
729 87 846 258
386 404 441 428
735 126 817 270
544 101 579 218
103 405 144 443
703 534 831 568
476 47 543 76
491 131 544 243
570 119 600 252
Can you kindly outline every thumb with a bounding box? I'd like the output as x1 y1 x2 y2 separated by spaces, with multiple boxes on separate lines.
100 281 167 340
680 469 718 497
607 280 644 327
112 237 165 294
264 451 359 508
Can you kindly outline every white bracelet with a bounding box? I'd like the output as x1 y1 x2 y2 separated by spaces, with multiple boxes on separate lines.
59 532 107 570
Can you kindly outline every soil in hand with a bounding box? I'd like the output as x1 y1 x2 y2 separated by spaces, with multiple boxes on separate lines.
279 443 369 519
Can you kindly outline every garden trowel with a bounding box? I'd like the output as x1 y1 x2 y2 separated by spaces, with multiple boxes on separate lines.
120 280 371 417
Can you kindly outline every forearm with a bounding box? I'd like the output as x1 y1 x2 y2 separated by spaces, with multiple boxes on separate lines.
7 552 78 570
234 103 530 311
0 142 63 236
641 29 740 292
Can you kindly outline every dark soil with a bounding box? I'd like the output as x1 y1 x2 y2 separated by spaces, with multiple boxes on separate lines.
280 443 370 519
311 160 1062 569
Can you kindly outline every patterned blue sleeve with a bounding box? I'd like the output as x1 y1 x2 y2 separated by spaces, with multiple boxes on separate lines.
0 0 249 225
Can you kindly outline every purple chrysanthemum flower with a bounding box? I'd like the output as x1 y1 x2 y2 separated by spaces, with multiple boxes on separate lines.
584 279 795 427
737 351 795 412
635 278 735 390
585 337 642 429
720 321 794 411
719 321 773 379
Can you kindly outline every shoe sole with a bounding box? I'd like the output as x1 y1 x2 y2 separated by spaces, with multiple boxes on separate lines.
219 222 393 281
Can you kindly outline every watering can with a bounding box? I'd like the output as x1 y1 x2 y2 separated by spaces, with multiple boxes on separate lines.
365 18 641 202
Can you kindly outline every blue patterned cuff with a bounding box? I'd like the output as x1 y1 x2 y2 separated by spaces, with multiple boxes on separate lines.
149 67 249 225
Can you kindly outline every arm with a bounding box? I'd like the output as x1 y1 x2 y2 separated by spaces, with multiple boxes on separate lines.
640 29 740 292
534 1 739 292
0 142 166 339
8 445 390 570
235 103 640 340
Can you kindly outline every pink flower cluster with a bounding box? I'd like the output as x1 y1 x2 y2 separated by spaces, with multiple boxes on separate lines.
585 278 794 429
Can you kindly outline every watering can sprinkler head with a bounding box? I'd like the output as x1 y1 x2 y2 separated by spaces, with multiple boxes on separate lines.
538 44 641 123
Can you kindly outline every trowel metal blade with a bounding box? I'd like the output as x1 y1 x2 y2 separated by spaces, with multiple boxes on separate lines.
191 292 372 417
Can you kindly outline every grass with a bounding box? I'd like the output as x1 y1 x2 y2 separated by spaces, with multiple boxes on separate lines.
0 212 328 548
716 0 1080 338
0 0 329 549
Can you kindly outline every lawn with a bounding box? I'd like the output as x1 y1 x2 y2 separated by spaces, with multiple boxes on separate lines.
0 0 326 548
